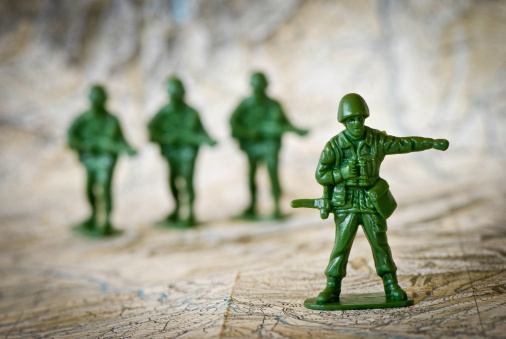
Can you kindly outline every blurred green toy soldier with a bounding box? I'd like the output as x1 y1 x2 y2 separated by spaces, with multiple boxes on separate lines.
68 85 137 236
292 93 449 309
148 76 217 227
230 72 308 219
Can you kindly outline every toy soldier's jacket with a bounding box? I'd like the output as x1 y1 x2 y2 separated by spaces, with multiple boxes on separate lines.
230 96 296 156
148 103 213 160
316 127 434 216
315 126 435 278
68 111 132 173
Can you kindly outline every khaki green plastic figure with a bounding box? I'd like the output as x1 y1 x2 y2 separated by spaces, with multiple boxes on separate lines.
68 85 137 236
230 72 308 219
148 77 217 227
292 93 449 310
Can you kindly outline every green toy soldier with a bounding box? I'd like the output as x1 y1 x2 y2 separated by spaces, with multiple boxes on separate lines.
292 93 449 310
148 76 217 227
68 85 137 236
230 72 308 219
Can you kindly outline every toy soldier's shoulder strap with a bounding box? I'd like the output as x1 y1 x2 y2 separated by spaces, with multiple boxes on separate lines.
328 136 343 168
327 135 346 205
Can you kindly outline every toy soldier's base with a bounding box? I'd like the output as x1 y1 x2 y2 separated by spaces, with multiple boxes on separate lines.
72 221 123 238
155 208 199 229
304 293 414 310
156 216 199 229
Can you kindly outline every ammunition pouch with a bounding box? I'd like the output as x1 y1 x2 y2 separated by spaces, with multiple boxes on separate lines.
331 182 346 207
366 178 397 219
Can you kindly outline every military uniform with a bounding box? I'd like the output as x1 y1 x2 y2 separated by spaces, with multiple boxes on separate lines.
316 127 435 279
149 102 213 193
68 85 136 234
230 72 307 218
230 96 293 203
292 93 448 305
69 111 131 179
148 77 215 225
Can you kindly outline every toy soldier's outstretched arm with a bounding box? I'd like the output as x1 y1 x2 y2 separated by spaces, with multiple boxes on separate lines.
190 111 217 146
382 134 449 155
114 121 137 156
93 120 136 156
262 101 308 137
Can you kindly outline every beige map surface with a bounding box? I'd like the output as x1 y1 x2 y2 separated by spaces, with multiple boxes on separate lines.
1 1 505 338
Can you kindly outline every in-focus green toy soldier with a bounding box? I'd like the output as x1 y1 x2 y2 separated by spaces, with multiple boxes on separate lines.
230 72 308 219
149 77 217 227
292 93 449 310
68 85 137 236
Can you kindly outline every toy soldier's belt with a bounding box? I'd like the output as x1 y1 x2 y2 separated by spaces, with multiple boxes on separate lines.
291 178 397 220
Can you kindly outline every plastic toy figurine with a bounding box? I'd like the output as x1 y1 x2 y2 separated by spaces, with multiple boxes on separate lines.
68 85 137 236
148 76 217 227
291 93 449 310
230 72 308 220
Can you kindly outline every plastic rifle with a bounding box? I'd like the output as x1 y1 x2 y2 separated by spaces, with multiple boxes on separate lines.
290 186 332 219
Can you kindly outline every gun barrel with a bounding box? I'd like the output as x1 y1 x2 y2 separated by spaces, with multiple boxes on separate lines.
291 199 319 209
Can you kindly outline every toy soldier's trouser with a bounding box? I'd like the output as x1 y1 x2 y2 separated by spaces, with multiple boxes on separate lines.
82 154 117 215
166 149 198 202
325 212 397 278
246 150 281 201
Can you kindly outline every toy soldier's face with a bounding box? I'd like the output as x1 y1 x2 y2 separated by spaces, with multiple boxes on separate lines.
89 88 107 108
250 75 267 96
168 81 185 102
344 116 366 139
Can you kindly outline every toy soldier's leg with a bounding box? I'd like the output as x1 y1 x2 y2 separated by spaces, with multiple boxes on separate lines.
244 152 259 216
83 167 97 229
182 154 197 226
317 213 360 304
102 159 117 235
361 214 407 301
265 150 281 218
166 157 180 222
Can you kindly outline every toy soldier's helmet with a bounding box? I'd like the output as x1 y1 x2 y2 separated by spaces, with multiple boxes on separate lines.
250 72 268 91
167 76 185 99
337 93 370 123
89 85 107 105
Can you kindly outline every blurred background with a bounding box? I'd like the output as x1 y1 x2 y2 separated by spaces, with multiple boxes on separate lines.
1 0 505 227
0 1 505 336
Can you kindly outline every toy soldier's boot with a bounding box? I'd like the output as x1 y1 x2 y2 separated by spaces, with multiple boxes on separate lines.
382 272 407 301
103 223 112 235
242 199 256 218
186 200 196 227
81 215 96 230
271 190 282 219
167 210 179 223
102 209 114 235
272 200 281 219
185 215 195 227
166 202 180 223
316 277 342 304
